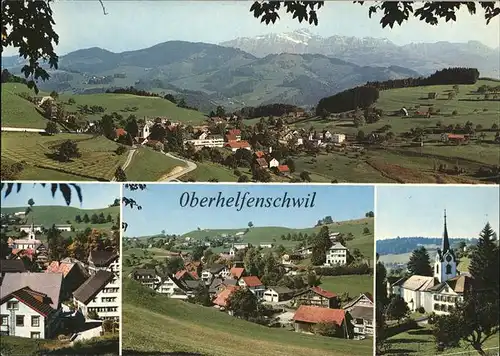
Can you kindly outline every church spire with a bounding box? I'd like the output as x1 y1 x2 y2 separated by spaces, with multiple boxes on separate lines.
442 209 450 253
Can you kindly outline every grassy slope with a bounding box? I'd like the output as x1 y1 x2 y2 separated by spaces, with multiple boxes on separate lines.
320 275 373 300
292 80 500 183
1 132 128 181
123 279 373 356
58 92 207 125
125 147 186 181
1 205 120 229
1 83 51 129
180 161 239 182
182 218 374 261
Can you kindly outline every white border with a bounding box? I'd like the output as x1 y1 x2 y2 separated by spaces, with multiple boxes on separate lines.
119 182 124 356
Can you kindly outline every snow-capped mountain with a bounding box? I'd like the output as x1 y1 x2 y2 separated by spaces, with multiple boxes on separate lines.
220 29 500 78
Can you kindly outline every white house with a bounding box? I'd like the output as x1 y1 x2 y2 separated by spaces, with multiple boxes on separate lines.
129 269 161 289
268 158 279 168
185 136 225 149
259 243 274 249
88 250 120 278
73 270 120 321
323 131 333 140
238 276 266 299
343 293 374 337
54 225 72 232
18 225 43 233
201 264 230 283
10 224 42 250
332 134 346 144
296 246 312 257
155 275 191 300
262 286 295 303
229 243 249 256
0 273 63 339
325 242 348 266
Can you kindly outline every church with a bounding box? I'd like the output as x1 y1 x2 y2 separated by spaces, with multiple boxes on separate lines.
7 223 42 250
388 211 473 315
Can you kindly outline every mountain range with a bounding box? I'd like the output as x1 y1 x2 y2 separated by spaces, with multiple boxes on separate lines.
220 29 500 79
2 30 497 112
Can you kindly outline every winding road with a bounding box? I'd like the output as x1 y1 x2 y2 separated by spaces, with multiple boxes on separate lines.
158 152 197 181
111 148 137 182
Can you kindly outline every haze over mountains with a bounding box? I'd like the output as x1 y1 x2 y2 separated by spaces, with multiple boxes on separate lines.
2 29 497 111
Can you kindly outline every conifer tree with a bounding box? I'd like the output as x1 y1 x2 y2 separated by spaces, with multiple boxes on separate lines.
469 222 499 293
407 246 433 276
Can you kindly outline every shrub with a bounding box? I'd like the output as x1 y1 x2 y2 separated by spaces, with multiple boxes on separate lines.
452 110 458 116
115 145 127 155
417 306 425 314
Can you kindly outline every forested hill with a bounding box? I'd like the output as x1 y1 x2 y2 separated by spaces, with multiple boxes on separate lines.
377 237 477 255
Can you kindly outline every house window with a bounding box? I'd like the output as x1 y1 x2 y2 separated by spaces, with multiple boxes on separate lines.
435 265 439 274
16 315 24 326
31 316 40 327
31 332 40 339
1 315 8 325
7 301 19 310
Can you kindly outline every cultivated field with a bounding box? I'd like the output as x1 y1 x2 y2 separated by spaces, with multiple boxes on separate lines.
1 132 128 181
122 279 373 356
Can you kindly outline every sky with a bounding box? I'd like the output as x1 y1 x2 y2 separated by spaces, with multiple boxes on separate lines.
3 1 499 57
123 184 374 236
376 186 500 240
0 183 120 210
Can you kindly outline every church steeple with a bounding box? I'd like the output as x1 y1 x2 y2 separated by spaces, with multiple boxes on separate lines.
442 209 450 253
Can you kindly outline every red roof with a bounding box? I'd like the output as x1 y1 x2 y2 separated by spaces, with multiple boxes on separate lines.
46 261 74 277
256 158 268 168
213 285 239 307
255 151 265 158
293 305 345 325
230 267 245 279
115 128 127 137
277 165 290 173
175 269 198 280
311 286 337 299
228 129 241 136
241 276 263 287
225 141 250 149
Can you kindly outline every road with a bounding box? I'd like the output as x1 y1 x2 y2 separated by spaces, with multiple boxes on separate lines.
111 148 137 182
158 152 197 182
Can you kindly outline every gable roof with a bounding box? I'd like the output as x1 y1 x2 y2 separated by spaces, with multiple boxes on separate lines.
267 286 295 294
343 292 374 310
115 128 127 137
402 275 437 291
0 287 55 317
254 151 265 158
0 272 63 310
46 261 75 277
428 275 473 294
0 259 26 273
213 285 239 307
89 250 118 267
293 305 345 325
208 264 226 274
224 141 250 149
311 286 337 299
277 165 289 172
240 276 263 287
73 270 114 305
349 305 373 321
255 158 268 168
230 267 245 279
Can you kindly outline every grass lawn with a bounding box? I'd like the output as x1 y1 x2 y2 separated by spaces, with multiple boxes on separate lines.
1 83 51 129
58 92 207 125
125 147 186 181
320 275 373 301
1 205 120 228
180 161 239 182
386 323 499 356
1 132 128 181
123 279 373 356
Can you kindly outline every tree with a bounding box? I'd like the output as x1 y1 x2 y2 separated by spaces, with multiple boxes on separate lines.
299 171 311 182
248 221 254 228
83 214 90 223
125 117 139 138
192 245 205 261
90 213 99 224
469 222 499 293
106 213 112 223
237 174 249 182
57 140 81 162
100 114 116 140
285 158 296 173
45 121 58 135
407 246 432 276
192 283 211 306
4 1 498 94
353 115 366 128
365 211 374 218
215 105 225 118
164 257 184 275
311 226 332 266
114 167 127 182
47 224 65 262
356 130 365 142
386 295 410 323
226 288 258 320
75 215 82 223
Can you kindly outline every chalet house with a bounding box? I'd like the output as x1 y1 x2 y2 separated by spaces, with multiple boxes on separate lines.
296 246 312 257
213 285 239 312
209 278 224 296
88 250 120 278
129 268 161 289
238 276 265 299
343 293 374 337
292 286 339 309
155 275 190 299
292 305 348 338
427 274 473 315
325 242 348 266
229 267 245 280
332 134 346 144
175 269 199 281
441 133 469 144
262 286 295 303
255 158 268 170
268 158 279 168
73 270 119 321
225 129 241 142
201 264 230 283
0 272 63 339
224 140 251 152
0 260 26 278
281 254 302 265
45 258 89 300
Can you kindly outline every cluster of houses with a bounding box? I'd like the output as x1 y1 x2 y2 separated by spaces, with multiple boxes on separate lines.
295 232 349 267
280 129 346 147
0 225 120 339
129 238 372 339
386 211 473 316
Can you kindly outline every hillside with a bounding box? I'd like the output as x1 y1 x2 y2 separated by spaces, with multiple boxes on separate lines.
2 41 418 109
220 29 500 78
1 205 120 230
376 237 478 255
122 279 373 356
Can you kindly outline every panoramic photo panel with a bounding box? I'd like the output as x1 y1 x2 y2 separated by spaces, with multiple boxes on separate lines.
122 183 375 356
0 183 121 356
375 185 500 356
1 2 499 183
